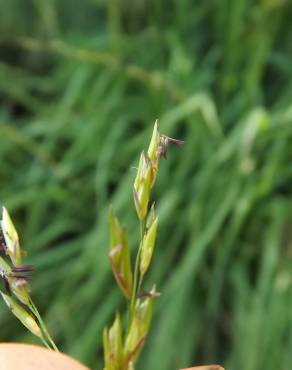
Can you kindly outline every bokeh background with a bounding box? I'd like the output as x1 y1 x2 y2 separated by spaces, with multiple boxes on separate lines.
1 1 292 370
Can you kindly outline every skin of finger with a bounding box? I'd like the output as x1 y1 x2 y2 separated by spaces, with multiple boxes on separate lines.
180 365 225 370
0 343 90 370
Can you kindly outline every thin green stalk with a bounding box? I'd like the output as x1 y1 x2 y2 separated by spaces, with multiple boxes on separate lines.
40 334 52 350
137 273 143 296
29 299 59 352
129 218 146 325
140 218 146 240
129 243 142 319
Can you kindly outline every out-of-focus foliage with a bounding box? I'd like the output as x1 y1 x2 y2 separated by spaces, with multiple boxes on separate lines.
0 1 292 370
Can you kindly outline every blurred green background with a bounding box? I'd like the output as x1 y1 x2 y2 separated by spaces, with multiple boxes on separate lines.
1 1 292 369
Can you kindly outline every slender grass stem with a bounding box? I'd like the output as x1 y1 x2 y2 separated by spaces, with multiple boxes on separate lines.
129 218 146 324
28 299 59 352
40 335 51 350
137 273 143 295
130 242 142 319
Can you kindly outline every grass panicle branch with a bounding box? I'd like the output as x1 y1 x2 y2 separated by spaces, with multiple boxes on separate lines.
0 207 59 352
104 121 184 370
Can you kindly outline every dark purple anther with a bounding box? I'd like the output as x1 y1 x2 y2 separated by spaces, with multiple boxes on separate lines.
11 265 34 283
12 265 34 273
138 290 161 298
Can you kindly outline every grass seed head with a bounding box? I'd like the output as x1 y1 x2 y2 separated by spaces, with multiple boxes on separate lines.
1 207 22 266
133 152 152 220
140 215 158 276
109 208 133 299
0 292 41 337
124 290 156 365
103 312 124 370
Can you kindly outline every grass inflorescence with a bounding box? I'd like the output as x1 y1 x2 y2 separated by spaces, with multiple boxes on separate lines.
104 122 183 370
